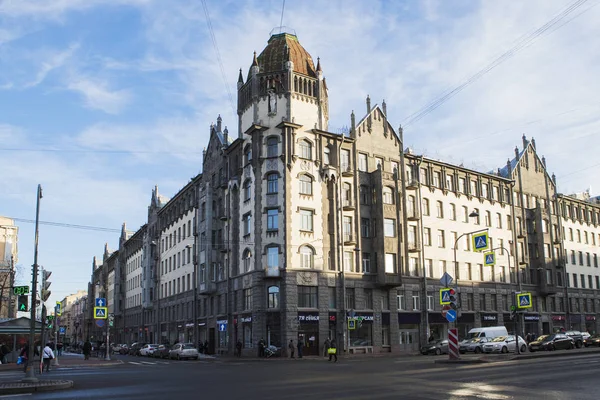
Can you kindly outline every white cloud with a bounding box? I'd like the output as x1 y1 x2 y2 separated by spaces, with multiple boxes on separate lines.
24 42 79 88
0 0 153 19
66 77 132 114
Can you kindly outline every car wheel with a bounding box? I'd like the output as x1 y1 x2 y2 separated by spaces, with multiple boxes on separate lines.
474 347 482 354
501 346 508 354
435 348 441 356
576 341 582 349
520 345 526 353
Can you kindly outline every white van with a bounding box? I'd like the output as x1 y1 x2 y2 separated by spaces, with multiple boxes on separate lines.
466 326 508 340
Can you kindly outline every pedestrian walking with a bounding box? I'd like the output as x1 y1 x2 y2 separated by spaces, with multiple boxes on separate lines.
42 343 55 373
236 340 242 357
0 343 9 364
57 342 63 356
288 339 295 358
204 340 209 355
297 338 304 359
323 337 331 357
328 339 338 362
19 343 29 373
258 337 266 358
83 340 92 360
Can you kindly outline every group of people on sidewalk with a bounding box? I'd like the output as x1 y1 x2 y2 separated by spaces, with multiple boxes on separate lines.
288 337 337 362
18 342 55 373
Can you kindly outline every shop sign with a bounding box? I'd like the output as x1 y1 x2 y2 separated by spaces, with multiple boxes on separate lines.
298 312 319 323
481 314 497 322
348 313 373 322
217 319 228 325
551 315 565 321
240 316 252 323
524 314 540 322
586 316 596 321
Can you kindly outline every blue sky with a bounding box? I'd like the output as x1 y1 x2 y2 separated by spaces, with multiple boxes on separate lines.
1 0 599 308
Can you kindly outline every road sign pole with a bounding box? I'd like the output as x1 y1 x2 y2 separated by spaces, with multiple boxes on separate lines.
448 328 459 360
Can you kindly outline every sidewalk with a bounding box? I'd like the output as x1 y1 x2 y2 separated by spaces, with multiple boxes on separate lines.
0 353 122 373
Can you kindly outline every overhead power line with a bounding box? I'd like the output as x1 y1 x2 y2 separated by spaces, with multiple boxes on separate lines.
402 0 593 127
201 0 236 117
10 218 122 233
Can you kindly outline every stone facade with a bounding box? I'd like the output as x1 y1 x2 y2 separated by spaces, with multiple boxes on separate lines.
86 31 600 355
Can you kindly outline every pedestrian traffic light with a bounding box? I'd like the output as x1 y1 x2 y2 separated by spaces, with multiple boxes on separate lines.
448 288 459 310
510 305 517 320
41 270 52 302
17 295 28 312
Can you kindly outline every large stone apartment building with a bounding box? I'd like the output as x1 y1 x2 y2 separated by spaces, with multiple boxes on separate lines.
86 30 600 355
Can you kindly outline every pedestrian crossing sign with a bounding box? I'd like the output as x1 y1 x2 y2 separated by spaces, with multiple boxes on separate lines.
348 319 356 330
94 306 108 319
440 288 452 305
516 292 532 309
484 252 496 266
472 232 490 252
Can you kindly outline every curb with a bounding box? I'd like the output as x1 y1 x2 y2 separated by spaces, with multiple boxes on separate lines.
56 360 124 368
434 358 487 365
510 347 600 361
0 380 74 395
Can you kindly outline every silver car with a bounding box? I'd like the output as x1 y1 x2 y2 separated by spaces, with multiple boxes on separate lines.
459 337 489 354
482 335 527 354
168 343 199 360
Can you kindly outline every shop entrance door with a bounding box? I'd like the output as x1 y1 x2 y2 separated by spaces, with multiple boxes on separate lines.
298 331 319 356
399 330 419 353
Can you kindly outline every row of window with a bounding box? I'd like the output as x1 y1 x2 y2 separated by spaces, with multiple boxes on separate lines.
564 227 600 246
160 248 192 276
562 202 600 226
126 254 141 275
568 273 600 290
126 293 142 309
566 250 599 267
160 273 193 299
161 219 193 252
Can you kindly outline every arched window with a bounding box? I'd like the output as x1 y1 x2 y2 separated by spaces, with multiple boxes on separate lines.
243 179 252 201
268 286 279 308
299 140 312 160
243 249 252 272
267 173 278 194
244 145 252 164
383 187 394 204
267 137 278 158
299 174 312 195
300 246 314 269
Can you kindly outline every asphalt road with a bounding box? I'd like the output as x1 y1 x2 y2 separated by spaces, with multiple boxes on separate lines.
2 352 599 399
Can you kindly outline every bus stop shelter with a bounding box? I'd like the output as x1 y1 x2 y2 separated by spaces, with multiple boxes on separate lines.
0 317 43 363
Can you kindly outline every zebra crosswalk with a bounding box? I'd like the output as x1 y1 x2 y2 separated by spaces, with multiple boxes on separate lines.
127 360 171 366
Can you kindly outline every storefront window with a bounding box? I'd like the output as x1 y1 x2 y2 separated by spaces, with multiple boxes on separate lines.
349 323 372 346
243 323 252 348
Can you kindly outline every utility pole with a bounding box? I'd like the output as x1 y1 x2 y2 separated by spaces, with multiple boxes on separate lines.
23 184 42 383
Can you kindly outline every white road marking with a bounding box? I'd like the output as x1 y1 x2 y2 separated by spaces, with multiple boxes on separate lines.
0 394 32 398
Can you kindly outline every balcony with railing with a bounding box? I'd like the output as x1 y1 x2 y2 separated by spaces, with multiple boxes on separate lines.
343 233 356 245
341 163 354 177
342 199 355 211
407 240 421 252
406 178 419 190
264 265 281 279
406 208 420 221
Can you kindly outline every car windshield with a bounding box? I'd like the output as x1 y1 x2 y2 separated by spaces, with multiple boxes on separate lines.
470 338 484 343
183 344 196 350
466 332 483 339
491 336 507 342
538 335 551 342
590 334 600 339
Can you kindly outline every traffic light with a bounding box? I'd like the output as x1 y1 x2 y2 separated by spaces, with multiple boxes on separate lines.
510 305 517 320
41 270 52 302
17 295 28 312
448 288 459 310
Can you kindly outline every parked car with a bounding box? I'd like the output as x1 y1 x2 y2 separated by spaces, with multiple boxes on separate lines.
459 337 489 354
581 332 591 340
466 326 508 340
169 343 199 360
111 344 124 354
482 335 527 354
139 344 160 357
528 334 574 352
420 340 448 355
564 331 584 348
584 334 600 347
128 342 146 356
152 344 171 359
119 344 129 354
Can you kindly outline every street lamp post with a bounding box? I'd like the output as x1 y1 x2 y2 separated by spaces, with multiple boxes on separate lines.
490 245 521 354
452 212 484 333
23 184 42 383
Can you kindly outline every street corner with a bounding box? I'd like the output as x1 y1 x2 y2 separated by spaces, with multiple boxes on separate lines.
0 379 74 395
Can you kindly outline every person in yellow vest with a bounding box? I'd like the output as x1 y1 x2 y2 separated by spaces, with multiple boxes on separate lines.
328 339 337 362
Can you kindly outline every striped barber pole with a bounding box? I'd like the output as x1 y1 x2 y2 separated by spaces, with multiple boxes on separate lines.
448 328 460 360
